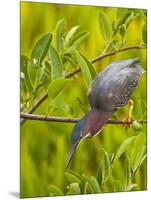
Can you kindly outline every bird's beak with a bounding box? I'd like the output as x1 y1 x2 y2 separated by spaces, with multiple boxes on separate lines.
65 140 80 171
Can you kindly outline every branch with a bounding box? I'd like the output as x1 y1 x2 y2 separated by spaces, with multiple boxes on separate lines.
91 45 146 64
20 93 48 125
64 45 146 78
21 112 147 124
21 45 146 125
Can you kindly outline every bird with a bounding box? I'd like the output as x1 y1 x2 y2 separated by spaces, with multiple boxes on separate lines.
65 58 144 170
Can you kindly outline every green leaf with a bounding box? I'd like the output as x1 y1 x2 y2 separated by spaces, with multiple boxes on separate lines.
20 55 33 92
48 77 72 102
77 97 89 113
67 183 80 195
65 170 81 184
62 53 77 68
129 132 146 173
66 104 74 117
136 100 147 120
113 12 133 36
97 149 110 185
81 54 96 80
124 156 132 187
112 180 123 192
64 25 80 47
139 154 147 167
56 19 67 51
142 23 147 44
124 12 135 28
33 83 45 99
85 176 101 193
49 46 63 79
98 10 112 45
71 31 89 49
27 64 37 86
47 184 63 196
41 61 52 87
66 169 82 179
20 74 27 101
125 183 137 191
113 136 136 165
66 31 89 48
107 40 120 51
119 24 127 37
69 48 95 88
138 99 147 115
79 180 87 194
29 33 52 88
33 65 45 89
31 33 52 67
140 10 147 19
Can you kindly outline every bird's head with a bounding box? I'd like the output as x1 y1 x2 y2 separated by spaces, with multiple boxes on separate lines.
65 108 114 170
65 114 88 170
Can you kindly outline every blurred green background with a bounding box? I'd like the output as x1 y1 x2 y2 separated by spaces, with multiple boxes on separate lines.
20 1 147 198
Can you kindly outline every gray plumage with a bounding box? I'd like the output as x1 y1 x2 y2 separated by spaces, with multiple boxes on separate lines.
88 58 144 111
65 58 144 170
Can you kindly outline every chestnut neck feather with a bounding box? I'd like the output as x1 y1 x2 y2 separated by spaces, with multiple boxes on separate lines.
83 108 114 137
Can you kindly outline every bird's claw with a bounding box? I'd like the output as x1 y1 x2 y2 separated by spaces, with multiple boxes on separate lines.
123 99 135 130
123 117 134 130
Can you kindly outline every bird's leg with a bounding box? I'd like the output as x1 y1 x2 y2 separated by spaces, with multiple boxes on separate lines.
123 99 134 130
127 99 134 123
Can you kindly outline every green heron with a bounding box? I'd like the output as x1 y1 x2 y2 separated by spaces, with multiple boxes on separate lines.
65 58 144 169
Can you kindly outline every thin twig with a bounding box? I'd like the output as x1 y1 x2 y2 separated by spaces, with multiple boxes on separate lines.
21 45 146 125
91 45 146 63
21 112 147 124
64 45 146 78
20 93 48 125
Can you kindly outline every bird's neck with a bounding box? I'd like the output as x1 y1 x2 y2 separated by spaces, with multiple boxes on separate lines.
83 108 114 137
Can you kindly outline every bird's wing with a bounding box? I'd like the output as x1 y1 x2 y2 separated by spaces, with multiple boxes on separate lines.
88 62 143 111
107 73 139 109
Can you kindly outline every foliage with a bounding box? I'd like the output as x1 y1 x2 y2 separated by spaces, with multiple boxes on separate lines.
21 2 147 198
47 132 146 195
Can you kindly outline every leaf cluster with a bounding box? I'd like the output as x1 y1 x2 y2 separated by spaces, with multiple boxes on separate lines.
21 19 96 113
47 132 146 195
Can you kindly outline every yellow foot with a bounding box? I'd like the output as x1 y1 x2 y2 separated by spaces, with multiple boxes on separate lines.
123 117 134 130
123 99 134 130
